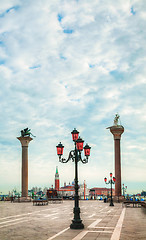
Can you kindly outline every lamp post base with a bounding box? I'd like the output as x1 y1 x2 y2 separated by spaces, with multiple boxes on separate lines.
70 220 84 229
70 206 84 229
110 202 114 206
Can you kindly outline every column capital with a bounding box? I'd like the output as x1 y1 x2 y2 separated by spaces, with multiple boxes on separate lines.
107 126 124 140
17 136 33 147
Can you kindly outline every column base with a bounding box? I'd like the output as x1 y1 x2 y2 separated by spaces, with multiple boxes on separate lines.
13 197 31 202
113 196 125 203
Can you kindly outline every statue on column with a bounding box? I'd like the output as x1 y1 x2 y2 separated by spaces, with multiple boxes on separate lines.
21 128 36 138
114 113 120 126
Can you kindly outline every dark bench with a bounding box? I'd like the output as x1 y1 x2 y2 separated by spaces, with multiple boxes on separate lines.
47 198 63 204
33 199 48 206
123 201 142 208
141 202 146 214
141 202 146 208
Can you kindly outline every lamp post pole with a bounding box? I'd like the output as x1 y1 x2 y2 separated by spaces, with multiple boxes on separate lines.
72 141 82 228
56 128 91 229
84 180 86 200
122 184 127 198
110 177 113 206
104 173 116 206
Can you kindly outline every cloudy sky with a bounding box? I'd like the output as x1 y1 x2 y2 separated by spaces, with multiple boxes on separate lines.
0 0 146 195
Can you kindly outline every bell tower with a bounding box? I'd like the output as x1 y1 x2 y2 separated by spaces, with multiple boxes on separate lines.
55 166 60 191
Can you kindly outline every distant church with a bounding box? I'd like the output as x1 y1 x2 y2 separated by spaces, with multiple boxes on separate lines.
54 166 114 199
54 166 90 199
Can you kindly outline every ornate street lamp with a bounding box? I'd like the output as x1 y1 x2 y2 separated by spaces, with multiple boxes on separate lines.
122 183 127 198
104 172 116 206
56 128 91 229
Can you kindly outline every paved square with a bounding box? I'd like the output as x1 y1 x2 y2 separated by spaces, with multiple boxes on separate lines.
0 200 145 240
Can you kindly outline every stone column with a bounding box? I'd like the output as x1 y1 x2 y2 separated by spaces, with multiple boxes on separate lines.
17 137 33 198
108 126 124 197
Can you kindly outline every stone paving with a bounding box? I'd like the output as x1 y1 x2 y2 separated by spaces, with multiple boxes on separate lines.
0 200 145 240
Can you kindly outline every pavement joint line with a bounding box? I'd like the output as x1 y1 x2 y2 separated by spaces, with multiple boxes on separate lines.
51 216 58 220
93 212 107 214
110 207 126 240
0 209 118 223
88 219 102 228
47 227 70 240
72 229 113 240
107 215 120 216
0 212 34 220
0 217 28 225
83 217 118 220
108 209 114 213
36 213 49 216
89 226 115 229
0 210 43 220
42 213 58 217
0 219 29 229
0 212 59 225
0 208 58 221
88 213 96 218
72 230 88 240
84 218 102 221
88 230 113 233
99 206 108 212
84 218 99 220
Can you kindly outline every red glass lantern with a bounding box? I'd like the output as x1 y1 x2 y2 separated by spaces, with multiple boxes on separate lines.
84 143 91 156
76 137 84 151
71 128 79 141
113 177 116 182
104 177 107 183
110 173 112 178
56 142 64 156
